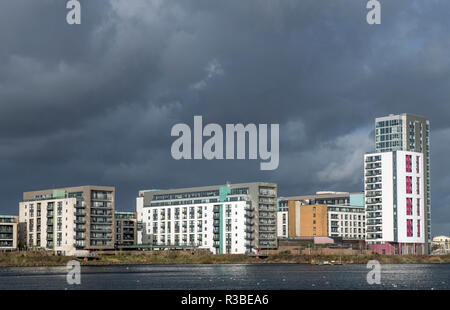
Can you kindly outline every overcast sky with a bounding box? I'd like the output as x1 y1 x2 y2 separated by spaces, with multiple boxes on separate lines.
0 0 449 236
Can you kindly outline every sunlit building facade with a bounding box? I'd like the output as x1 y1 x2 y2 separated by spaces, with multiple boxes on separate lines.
137 182 277 254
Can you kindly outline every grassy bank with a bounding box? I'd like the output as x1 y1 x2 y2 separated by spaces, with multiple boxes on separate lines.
1 251 450 267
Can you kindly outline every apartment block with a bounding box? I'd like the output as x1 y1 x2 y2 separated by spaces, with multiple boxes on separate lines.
278 192 366 240
137 182 277 254
0 215 18 250
328 205 365 240
364 151 425 254
431 236 450 255
19 186 115 254
115 211 137 247
375 113 431 252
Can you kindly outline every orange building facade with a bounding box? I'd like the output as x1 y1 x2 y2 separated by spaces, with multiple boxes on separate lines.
287 201 328 237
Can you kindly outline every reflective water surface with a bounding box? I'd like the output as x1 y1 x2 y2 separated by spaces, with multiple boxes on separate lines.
0 264 448 290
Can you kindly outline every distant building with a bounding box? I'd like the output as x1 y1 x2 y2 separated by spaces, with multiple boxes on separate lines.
277 199 288 238
19 186 115 255
137 182 278 254
327 205 365 240
364 151 425 254
0 215 18 251
283 191 354 206
431 236 450 254
115 211 137 247
277 192 366 240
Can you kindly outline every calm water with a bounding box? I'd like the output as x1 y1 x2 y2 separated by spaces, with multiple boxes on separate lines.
0 264 448 290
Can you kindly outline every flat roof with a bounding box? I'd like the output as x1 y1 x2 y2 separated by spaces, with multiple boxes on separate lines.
140 182 277 195
281 192 363 201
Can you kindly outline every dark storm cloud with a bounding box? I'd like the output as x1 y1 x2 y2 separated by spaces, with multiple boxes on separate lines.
0 0 449 235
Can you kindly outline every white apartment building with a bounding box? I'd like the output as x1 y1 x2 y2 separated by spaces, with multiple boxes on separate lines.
137 182 277 254
328 205 366 240
375 113 431 252
140 200 250 254
19 197 77 255
364 151 425 254
19 186 115 255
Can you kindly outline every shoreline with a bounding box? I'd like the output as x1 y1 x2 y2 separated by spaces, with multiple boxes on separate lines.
1 252 450 267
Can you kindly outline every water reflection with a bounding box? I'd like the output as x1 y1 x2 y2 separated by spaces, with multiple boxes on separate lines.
0 264 448 290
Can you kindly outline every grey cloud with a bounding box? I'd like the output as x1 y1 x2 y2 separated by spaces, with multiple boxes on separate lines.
0 0 449 235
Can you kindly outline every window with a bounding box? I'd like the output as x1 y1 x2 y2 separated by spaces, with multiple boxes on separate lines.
417 198 420 216
406 176 412 194
417 220 421 237
406 198 412 215
416 177 420 195
407 219 413 237
406 155 412 172
416 156 420 173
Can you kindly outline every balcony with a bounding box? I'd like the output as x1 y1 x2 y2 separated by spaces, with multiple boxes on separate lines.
258 212 274 218
91 194 112 201
365 171 381 177
366 191 382 198
91 205 112 210
76 203 86 209
367 219 383 225
259 205 276 211
91 235 113 240
366 226 383 233
366 198 382 204
90 212 112 217
367 212 382 219
244 212 254 218
259 189 276 196
259 227 276 232
245 234 254 240
259 234 276 240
